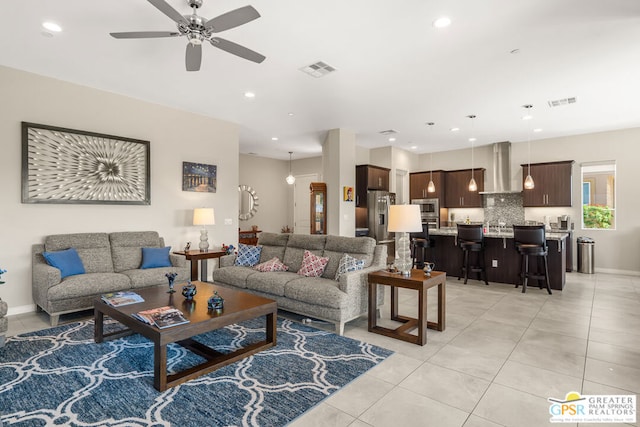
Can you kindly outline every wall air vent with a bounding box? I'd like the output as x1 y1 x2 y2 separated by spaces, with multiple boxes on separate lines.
379 130 398 135
299 61 337 78
547 97 578 107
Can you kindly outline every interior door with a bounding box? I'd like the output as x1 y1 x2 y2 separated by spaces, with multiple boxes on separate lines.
294 174 317 234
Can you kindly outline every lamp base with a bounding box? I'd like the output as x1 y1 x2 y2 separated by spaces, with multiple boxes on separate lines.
394 232 413 277
198 229 209 252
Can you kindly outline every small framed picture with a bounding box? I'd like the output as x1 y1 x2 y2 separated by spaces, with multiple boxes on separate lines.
182 162 217 193
343 186 354 202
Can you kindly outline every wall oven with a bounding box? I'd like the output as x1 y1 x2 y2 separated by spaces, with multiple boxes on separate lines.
411 198 440 228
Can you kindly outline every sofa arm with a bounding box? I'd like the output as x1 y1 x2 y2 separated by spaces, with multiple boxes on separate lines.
220 254 237 267
169 253 187 268
32 244 62 310
337 264 385 295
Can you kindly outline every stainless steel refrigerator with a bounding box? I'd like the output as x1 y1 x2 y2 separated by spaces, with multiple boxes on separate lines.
367 190 396 262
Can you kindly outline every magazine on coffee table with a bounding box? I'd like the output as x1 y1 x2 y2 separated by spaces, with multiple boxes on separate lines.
132 306 189 329
101 291 144 307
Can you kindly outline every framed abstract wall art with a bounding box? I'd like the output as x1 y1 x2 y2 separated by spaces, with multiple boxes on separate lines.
182 162 217 193
21 122 150 205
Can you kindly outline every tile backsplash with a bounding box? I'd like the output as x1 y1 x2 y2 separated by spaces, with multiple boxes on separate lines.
483 193 524 226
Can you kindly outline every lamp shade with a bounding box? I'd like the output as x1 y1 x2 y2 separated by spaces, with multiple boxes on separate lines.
388 204 422 233
193 208 215 226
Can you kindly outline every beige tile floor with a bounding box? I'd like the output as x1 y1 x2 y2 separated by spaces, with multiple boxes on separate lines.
6 272 639 427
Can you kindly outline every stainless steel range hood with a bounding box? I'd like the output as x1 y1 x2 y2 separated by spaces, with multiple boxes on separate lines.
479 141 522 194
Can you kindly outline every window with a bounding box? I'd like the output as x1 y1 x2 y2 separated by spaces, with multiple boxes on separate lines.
581 161 616 230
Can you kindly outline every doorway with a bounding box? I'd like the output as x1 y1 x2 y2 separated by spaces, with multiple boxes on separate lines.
293 174 318 234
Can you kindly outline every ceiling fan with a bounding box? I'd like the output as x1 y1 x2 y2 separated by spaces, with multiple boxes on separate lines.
110 0 266 71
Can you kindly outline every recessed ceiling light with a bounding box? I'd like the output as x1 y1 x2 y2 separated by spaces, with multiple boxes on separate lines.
468 137 476 142
450 127 460 132
533 128 543 133
410 145 418 150
433 17 451 28
244 92 255 98
288 112 294 116
271 137 279 141
42 21 62 32
388 137 396 142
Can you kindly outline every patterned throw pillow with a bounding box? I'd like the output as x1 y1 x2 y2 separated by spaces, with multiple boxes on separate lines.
254 257 289 272
334 253 366 280
297 250 330 277
234 244 262 267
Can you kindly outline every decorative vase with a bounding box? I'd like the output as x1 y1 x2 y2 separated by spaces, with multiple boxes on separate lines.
208 291 224 312
165 273 177 293
424 262 435 277
182 282 197 301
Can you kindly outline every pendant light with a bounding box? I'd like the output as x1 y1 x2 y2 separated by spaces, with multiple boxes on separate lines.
467 115 477 192
523 105 535 189
285 151 296 185
426 122 436 193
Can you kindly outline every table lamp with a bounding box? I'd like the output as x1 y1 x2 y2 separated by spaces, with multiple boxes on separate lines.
388 204 422 276
193 208 215 252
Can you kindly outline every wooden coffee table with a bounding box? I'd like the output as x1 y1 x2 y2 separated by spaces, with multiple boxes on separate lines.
368 269 446 346
94 281 277 391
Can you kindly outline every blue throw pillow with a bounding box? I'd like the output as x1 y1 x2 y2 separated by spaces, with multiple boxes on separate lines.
140 247 172 269
334 253 365 280
42 247 86 279
234 244 262 267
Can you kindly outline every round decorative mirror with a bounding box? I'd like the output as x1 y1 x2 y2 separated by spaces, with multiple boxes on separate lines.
238 185 259 221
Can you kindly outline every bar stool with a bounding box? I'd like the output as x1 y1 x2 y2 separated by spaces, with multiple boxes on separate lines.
513 225 552 295
457 224 489 285
410 223 433 269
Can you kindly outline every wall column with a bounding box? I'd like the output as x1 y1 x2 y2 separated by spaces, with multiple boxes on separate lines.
322 129 356 237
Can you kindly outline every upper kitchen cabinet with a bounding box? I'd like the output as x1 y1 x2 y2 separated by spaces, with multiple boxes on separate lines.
521 161 574 207
444 168 485 208
410 170 446 200
356 165 390 206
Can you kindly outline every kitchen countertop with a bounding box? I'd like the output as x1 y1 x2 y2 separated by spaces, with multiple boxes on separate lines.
430 227 569 241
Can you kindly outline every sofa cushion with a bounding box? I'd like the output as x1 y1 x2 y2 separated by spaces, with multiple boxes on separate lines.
254 257 289 272
110 231 162 273
283 234 327 272
234 244 262 267
44 233 114 273
42 248 86 279
284 277 347 309
334 254 366 280
257 232 289 263
211 266 255 288
322 236 376 279
246 271 297 296
140 247 172 269
47 273 131 301
297 250 329 277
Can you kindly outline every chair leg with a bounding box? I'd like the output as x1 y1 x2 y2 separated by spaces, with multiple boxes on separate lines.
481 251 489 285
522 255 529 293
515 253 522 289
463 250 470 284
543 255 552 295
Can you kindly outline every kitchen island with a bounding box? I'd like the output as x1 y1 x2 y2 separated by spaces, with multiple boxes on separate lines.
427 227 569 291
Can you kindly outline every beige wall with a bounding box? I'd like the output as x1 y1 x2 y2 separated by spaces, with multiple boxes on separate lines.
0 66 240 314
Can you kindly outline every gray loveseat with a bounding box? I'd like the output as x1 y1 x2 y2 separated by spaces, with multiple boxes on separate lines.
32 231 190 326
211 232 387 335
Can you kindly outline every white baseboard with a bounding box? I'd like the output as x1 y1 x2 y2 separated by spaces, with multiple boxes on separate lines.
7 304 36 316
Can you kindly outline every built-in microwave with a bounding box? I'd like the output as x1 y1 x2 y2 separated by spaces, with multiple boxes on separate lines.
411 198 439 215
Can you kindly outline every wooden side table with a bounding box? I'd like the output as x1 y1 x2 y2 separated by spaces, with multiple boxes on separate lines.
368 269 446 346
173 250 226 281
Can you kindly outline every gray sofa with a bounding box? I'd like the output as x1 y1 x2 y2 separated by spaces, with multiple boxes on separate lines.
211 232 387 335
32 231 190 326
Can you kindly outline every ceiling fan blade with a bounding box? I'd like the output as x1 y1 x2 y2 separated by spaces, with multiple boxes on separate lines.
110 31 180 39
147 0 189 26
210 37 265 63
186 43 202 71
204 5 260 33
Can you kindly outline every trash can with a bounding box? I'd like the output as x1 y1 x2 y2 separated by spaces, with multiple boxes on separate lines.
577 237 595 274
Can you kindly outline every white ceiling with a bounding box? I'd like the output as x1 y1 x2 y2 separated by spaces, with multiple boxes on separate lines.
2 0 640 160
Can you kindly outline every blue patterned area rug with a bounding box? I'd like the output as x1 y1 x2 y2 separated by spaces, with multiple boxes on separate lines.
0 317 392 426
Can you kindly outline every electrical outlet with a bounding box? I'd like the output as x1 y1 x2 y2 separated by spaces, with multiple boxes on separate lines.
224 218 233 225
492 259 498 267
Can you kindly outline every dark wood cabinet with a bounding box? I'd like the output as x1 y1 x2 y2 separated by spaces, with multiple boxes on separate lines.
444 169 485 208
356 165 390 207
410 170 445 200
239 229 261 246
310 182 327 234
521 161 573 207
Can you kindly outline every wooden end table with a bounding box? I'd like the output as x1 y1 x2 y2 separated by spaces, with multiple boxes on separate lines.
94 281 277 391
368 269 446 346
173 250 226 281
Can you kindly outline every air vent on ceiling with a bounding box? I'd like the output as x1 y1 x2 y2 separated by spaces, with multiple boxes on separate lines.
547 97 578 108
299 61 337 78
379 129 398 135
